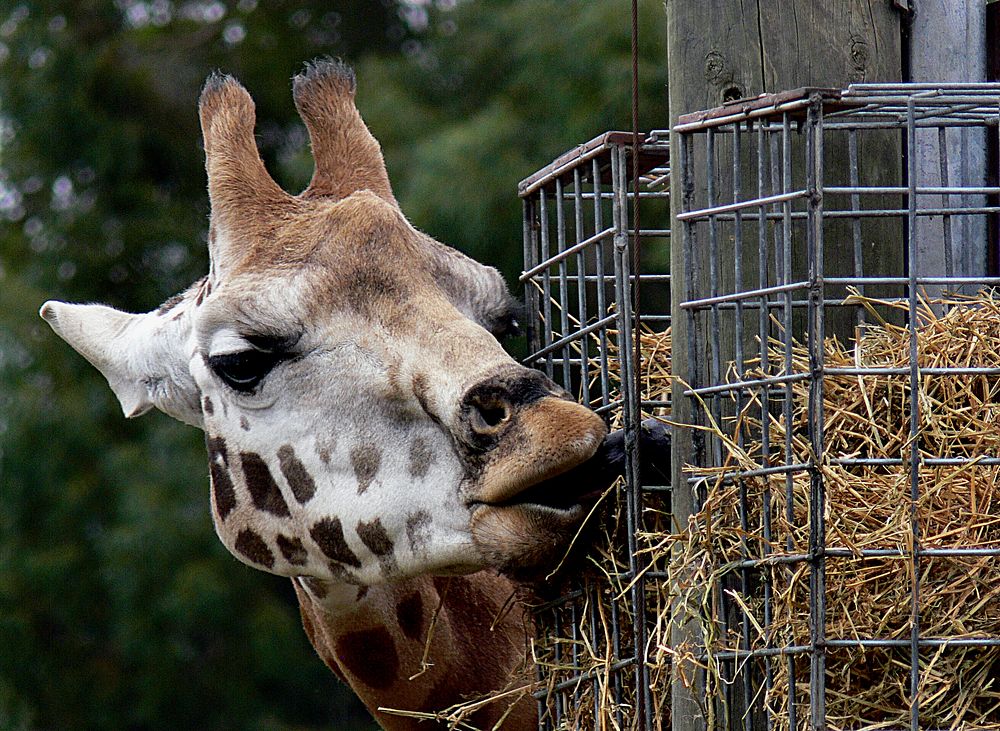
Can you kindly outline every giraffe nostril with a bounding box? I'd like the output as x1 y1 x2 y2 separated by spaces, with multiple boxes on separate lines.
459 368 554 446
470 398 510 433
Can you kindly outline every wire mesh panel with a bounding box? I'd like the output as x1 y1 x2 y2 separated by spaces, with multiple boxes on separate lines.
519 132 671 730
667 85 1000 731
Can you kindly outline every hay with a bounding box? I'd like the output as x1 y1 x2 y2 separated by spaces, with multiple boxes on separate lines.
525 317 674 731
666 292 1000 730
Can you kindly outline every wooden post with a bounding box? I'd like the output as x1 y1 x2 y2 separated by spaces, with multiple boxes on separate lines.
666 2 903 730
910 0 988 287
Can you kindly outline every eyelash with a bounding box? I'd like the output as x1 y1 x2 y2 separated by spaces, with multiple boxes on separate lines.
208 350 286 392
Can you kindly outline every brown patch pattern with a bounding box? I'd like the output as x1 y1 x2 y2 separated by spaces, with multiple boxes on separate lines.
207 436 237 520
356 518 394 556
405 510 432 556
202 396 214 415
302 576 328 598
240 451 291 517
335 628 399 690
350 444 381 495
277 444 316 504
234 528 274 568
309 517 361 568
276 534 307 565
395 592 424 641
407 435 434 479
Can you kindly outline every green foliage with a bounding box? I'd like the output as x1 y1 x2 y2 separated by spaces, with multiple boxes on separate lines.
0 1 666 728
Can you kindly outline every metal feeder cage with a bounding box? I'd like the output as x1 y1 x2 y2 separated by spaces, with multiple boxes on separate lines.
521 83 1000 731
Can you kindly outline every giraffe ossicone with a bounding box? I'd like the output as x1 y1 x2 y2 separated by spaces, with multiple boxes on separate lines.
41 59 608 728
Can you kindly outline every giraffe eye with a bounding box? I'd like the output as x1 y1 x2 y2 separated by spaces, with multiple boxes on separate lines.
208 350 282 392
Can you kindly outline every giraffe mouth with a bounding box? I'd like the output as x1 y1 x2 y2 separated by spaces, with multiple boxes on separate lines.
468 420 671 579
470 473 603 514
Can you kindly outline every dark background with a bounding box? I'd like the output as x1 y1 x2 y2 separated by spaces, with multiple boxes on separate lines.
0 1 666 728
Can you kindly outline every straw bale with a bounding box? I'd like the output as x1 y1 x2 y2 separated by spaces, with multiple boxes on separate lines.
667 292 1000 730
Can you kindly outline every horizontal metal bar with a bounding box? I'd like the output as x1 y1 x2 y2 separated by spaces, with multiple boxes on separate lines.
722 547 1000 571
532 589 586 612
688 206 1000 221
677 189 809 221
825 185 1000 195
519 227 615 281
824 276 1000 285
522 314 617 363
684 372 811 397
826 366 1000 376
681 280 810 309
531 657 638 698
702 636 1000 663
687 462 812 486
825 637 1000 649
522 273 671 284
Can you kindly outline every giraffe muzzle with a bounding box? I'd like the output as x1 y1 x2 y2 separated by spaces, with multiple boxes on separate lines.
457 369 606 506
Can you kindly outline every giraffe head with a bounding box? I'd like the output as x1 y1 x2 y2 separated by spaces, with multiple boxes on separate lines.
40 61 605 602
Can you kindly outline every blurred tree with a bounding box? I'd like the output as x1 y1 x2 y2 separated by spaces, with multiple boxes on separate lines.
0 0 666 729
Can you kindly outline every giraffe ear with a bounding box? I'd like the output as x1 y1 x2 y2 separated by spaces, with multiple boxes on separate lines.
39 301 203 428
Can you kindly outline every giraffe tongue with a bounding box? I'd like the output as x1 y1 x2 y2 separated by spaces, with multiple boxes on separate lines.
505 419 671 510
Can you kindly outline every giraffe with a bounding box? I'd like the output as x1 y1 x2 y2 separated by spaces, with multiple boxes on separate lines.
39 59 609 729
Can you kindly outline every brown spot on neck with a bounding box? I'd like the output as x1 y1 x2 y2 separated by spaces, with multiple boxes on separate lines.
357 518 397 575
202 396 214 415
309 517 361 568
301 575 329 599
234 528 274 568
276 534 307 565
336 627 399 690
405 510 431 557
407 436 434 479
240 452 291 517
356 518 394 556
277 445 317 504
350 444 381 495
207 436 237 520
395 592 424 641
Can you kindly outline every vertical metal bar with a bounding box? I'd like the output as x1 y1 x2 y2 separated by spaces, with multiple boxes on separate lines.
593 158 612 410
615 142 651 730
758 119 776 731
536 609 548 729
556 178 573 389
574 168 591 408
938 125 955 278
539 189 555 379
731 122 755 731
781 111 798 731
552 609 564 726
906 97 922 731
609 145 632 728
848 129 865 326
523 198 540 358
706 128 723 470
588 580 601 727
805 95 827 731
683 132 705 491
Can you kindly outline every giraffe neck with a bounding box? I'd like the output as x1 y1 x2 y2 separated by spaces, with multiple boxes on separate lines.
293 572 537 731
